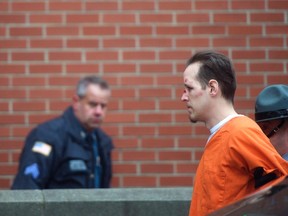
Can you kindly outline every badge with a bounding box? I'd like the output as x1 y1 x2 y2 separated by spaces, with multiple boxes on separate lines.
32 141 52 156
69 160 87 171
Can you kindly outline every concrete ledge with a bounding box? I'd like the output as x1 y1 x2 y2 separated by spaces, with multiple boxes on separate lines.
0 188 192 216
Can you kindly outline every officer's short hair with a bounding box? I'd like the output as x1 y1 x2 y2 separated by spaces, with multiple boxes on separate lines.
77 76 110 98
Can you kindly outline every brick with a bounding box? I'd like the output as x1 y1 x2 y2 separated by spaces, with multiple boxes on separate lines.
10 27 42 37
177 163 199 173
159 125 192 135
13 101 45 111
47 27 79 36
103 14 135 23
0 53 7 61
159 1 192 10
176 38 210 47
0 127 10 137
67 39 99 48
121 76 153 86
267 75 288 84
122 151 156 161
12 2 45 11
268 1 288 9
0 2 8 11
0 140 23 150
250 37 283 47
141 138 174 148
30 14 62 23
49 2 82 11
12 126 33 137
141 164 173 173
139 88 172 98
160 176 193 187
103 38 135 48
269 50 288 59
113 164 137 174
140 63 173 73
0 64 25 74
140 38 172 47
123 176 156 187
232 50 265 59
213 37 246 47
29 89 64 99
0 39 26 49
13 77 46 86
195 1 228 10
49 101 71 111
0 115 25 124
123 51 155 60
193 26 225 35
123 126 156 135
86 51 118 60
231 1 265 9
48 77 79 86
49 51 81 61
159 51 191 60
113 138 138 148
1 89 26 99
266 25 288 34
123 100 156 110
66 64 99 73
159 151 192 161
86 2 118 10
120 26 152 35
122 1 154 10
251 13 284 22
177 13 210 23
214 13 247 23
31 39 63 48
159 100 187 110
83 26 116 35
110 88 136 98
105 113 135 123
157 75 182 85
29 64 62 74
0 15 25 23
140 14 172 23
103 63 136 73
228 26 262 35
156 26 189 35
66 14 99 23
250 63 283 72
139 113 172 123
178 137 207 148
29 113 59 124
0 165 17 175
0 179 11 189
12 52 44 61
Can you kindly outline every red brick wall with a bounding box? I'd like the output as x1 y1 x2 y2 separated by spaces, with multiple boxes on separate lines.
1 0 288 189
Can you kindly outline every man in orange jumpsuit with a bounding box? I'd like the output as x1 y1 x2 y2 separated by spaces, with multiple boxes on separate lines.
181 50 288 216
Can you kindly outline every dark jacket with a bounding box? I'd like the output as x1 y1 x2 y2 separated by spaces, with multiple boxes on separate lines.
12 107 113 189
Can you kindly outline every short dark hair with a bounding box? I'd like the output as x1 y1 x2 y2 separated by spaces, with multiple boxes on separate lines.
187 50 237 103
77 76 110 98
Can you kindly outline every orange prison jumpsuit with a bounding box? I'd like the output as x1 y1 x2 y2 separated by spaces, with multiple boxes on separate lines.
189 116 288 216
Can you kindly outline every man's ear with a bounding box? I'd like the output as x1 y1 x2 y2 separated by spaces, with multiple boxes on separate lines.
208 79 218 96
72 95 80 110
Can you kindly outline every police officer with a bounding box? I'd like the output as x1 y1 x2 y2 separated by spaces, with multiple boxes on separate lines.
255 84 288 161
12 76 114 189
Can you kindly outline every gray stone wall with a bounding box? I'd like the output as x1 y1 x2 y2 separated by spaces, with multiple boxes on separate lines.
0 188 192 216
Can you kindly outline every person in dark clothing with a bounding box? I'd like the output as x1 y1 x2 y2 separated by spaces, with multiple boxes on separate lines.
12 76 114 189
255 84 288 161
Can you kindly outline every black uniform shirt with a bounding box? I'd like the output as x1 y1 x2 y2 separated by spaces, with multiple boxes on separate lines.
11 107 113 189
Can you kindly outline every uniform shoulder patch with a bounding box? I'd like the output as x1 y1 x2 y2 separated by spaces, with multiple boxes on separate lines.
32 141 52 156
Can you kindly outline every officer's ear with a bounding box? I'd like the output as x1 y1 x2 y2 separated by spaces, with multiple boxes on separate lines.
72 95 80 110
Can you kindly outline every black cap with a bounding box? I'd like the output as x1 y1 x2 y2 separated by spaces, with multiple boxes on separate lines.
255 84 288 122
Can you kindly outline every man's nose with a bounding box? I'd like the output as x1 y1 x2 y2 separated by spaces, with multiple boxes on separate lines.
181 91 188 101
94 105 104 114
